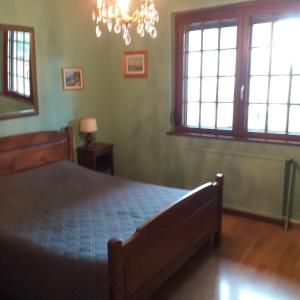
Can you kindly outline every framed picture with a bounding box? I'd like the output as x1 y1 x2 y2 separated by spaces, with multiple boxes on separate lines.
122 50 148 78
62 67 84 90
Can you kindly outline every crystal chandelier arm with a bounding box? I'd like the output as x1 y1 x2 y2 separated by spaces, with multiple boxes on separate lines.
92 0 159 45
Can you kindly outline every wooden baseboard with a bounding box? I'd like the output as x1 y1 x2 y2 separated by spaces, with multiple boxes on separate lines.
223 208 285 226
289 220 300 229
223 208 300 229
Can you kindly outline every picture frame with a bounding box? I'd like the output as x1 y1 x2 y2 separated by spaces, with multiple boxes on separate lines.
62 67 84 90
122 50 148 78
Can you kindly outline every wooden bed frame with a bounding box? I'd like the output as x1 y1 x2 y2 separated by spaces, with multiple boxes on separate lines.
0 127 223 300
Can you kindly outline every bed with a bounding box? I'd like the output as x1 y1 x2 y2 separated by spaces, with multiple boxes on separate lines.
0 127 223 300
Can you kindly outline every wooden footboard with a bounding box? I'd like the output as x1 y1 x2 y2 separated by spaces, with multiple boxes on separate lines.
108 174 223 300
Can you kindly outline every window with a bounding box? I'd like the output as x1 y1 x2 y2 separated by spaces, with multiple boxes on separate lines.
172 0 300 142
248 17 300 135
184 20 237 130
3 30 32 101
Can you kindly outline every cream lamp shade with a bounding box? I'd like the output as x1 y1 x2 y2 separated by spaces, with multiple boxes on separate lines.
80 117 98 133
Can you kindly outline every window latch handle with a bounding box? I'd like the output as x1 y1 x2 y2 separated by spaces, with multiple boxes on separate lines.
240 85 245 101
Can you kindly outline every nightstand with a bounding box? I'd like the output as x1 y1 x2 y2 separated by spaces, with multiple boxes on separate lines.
77 143 114 175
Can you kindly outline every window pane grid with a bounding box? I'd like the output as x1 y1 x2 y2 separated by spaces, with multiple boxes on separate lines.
7 30 31 98
183 21 237 130
264 21 275 134
215 27 221 129
289 104 300 134
174 1 300 142
247 16 300 135
285 64 294 133
199 29 204 127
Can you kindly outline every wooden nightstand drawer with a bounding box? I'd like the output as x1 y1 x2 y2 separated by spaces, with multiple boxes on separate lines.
77 143 114 175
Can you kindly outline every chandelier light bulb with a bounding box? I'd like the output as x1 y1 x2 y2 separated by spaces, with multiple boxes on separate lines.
118 0 130 14
97 0 103 8
92 0 159 45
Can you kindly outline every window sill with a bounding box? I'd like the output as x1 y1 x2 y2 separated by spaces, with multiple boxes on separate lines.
167 130 300 147
1 92 33 104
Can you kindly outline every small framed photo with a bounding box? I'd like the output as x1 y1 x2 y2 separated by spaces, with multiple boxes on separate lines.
122 50 148 78
62 67 84 90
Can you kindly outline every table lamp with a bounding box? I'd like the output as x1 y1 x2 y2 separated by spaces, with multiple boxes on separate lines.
80 117 98 148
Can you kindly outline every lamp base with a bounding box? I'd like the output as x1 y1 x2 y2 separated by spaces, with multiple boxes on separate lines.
84 133 94 148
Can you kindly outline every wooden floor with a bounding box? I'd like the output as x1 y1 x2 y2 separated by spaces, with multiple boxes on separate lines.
151 214 300 300
1 214 299 300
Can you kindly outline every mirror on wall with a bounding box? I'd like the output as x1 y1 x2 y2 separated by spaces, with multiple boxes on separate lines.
0 24 38 121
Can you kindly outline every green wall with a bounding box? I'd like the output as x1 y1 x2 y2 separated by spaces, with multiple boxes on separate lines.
0 0 299 222
0 0 112 145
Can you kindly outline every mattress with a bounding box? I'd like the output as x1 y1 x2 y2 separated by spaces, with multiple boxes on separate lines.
0 161 188 300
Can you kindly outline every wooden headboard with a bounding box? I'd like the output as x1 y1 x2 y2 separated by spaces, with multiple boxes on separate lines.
0 127 74 177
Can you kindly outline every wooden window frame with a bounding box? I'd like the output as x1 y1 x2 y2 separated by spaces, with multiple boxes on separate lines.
172 0 300 143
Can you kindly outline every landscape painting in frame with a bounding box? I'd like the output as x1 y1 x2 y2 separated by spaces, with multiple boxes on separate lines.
62 68 84 90
122 50 148 78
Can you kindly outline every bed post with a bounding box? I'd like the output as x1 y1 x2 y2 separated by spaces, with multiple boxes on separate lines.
63 127 75 162
108 238 125 300
212 173 223 247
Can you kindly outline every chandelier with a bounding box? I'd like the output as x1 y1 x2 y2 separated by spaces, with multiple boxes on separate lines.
92 0 159 45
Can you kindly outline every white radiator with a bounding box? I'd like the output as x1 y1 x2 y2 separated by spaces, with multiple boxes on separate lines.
184 147 287 220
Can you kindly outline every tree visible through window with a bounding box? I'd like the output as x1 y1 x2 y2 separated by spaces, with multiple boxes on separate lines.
173 0 300 142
